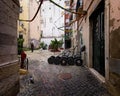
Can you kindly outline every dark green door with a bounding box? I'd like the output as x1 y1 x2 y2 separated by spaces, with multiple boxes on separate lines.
92 1 105 76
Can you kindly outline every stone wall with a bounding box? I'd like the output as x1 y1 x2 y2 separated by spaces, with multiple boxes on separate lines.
0 0 20 96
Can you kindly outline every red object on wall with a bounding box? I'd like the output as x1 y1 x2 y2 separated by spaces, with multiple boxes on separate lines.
21 51 26 61
21 51 27 68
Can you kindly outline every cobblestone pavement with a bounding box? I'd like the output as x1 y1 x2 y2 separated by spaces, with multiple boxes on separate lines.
17 50 111 96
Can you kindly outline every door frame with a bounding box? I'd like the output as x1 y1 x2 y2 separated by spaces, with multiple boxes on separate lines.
89 0 110 80
104 0 110 80
89 1 106 77
92 5 105 77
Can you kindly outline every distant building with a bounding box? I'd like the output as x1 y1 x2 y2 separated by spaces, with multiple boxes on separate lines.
18 0 41 48
29 0 41 48
40 0 64 47
18 0 30 48
64 0 72 49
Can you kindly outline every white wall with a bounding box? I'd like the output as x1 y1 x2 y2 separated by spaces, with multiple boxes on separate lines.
40 0 64 46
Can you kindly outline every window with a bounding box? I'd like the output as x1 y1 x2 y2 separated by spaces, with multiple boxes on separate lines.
19 34 23 39
19 21 24 28
80 27 83 45
19 21 22 26
69 14 73 21
65 0 70 6
20 6 23 13
80 0 83 6
21 24 24 28
76 0 83 12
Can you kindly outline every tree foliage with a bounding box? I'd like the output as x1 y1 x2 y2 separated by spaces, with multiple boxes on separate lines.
49 38 63 51
17 38 24 55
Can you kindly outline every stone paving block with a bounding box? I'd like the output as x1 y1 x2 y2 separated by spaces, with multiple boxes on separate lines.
17 50 112 96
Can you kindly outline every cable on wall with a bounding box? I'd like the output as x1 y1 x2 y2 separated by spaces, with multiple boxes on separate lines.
49 0 82 15
19 0 43 22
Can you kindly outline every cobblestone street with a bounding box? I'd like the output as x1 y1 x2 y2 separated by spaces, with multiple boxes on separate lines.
17 50 111 96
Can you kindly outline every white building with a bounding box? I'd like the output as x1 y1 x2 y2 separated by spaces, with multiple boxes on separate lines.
40 0 65 47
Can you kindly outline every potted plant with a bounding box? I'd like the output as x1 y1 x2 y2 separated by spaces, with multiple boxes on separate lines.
49 38 60 52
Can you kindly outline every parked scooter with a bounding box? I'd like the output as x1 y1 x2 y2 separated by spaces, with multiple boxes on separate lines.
48 45 85 66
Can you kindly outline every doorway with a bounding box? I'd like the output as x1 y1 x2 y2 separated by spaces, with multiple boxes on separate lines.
90 1 105 76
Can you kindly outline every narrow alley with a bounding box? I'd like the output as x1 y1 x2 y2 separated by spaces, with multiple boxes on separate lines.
18 50 111 96
1 0 120 96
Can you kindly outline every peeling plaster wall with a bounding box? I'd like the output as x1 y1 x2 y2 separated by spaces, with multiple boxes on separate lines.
109 0 120 76
110 0 120 59
109 0 120 96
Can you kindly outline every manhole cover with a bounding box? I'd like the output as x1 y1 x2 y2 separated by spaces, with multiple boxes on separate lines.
58 73 72 80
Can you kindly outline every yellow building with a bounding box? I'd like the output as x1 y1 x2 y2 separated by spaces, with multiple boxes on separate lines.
18 0 29 48
18 0 41 48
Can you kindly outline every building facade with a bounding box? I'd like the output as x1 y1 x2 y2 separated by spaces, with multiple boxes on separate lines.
29 0 41 48
70 0 120 96
18 0 41 48
69 0 80 52
64 0 73 49
40 0 64 47
0 0 20 95
18 0 29 48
